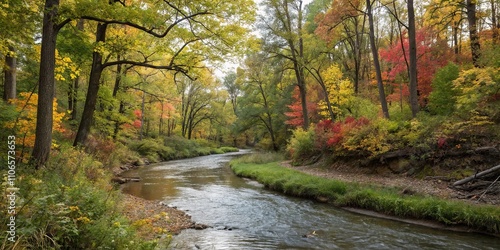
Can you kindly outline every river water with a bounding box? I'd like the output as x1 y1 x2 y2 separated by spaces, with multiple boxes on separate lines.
121 151 500 249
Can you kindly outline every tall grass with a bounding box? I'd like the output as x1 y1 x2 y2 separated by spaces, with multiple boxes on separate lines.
230 156 500 235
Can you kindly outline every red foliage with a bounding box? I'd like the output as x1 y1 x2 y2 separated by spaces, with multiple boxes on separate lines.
437 137 447 149
315 116 370 150
132 120 142 129
379 28 452 106
386 84 410 104
285 86 318 128
133 109 142 118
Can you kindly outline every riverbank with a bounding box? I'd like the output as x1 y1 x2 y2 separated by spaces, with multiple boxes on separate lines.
230 158 500 237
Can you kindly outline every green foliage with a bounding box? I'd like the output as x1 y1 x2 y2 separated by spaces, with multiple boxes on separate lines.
348 97 380 120
128 136 239 162
428 63 460 115
231 161 500 234
0 146 156 249
286 127 318 165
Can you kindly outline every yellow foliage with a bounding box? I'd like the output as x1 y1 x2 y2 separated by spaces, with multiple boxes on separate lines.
318 64 355 118
453 67 499 111
5 92 66 152
34 45 80 81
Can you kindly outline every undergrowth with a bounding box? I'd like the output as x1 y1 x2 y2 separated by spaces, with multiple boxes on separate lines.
0 145 159 250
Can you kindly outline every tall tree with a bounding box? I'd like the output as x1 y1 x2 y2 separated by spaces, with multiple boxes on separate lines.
175 73 215 139
366 0 389 118
262 0 310 129
223 72 240 114
407 0 419 117
237 53 290 151
466 0 481 67
31 0 64 167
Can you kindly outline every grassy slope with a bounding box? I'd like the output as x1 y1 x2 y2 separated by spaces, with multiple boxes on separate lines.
230 160 500 236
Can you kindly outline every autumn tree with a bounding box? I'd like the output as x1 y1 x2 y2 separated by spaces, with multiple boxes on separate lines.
425 0 482 67
315 0 367 94
380 28 451 108
407 0 419 117
1 0 40 101
261 0 310 129
73 0 254 146
223 72 240 114
366 0 389 118
317 64 355 119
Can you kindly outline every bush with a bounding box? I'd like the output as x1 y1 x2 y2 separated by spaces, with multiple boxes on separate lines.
286 127 318 164
453 67 500 115
427 63 460 115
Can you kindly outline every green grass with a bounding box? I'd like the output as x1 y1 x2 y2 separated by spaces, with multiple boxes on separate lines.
230 157 500 235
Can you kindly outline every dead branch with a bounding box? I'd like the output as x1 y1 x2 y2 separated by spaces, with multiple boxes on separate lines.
453 164 500 186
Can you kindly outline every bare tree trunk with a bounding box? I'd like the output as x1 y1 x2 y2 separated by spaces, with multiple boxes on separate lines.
466 0 481 67
3 46 16 101
366 0 389 119
74 22 108 146
32 0 59 168
407 0 419 117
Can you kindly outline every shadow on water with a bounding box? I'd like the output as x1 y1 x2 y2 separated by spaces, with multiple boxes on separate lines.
122 151 500 249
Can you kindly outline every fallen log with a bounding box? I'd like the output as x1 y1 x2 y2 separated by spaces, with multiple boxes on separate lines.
453 164 500 186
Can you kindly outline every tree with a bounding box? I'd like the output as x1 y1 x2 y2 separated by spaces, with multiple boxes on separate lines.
315 0 367 94
380 28 451 108
31 0 64 168
366 0 389 119
466 0 481 67
1 0 40 101
175 72 215 139
262 0 310 129
73 0 254 146
317 64 355 119
237 53 291 150
223 72 240 113
407 0 419 117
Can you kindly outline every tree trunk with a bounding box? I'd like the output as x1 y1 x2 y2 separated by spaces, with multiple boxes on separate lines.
466 0 481 67
491 0 498 44
407 0 419 117
366 0 389 119
68 19 84 121
74 22 107 146
32 0 59 168
3 46 16 101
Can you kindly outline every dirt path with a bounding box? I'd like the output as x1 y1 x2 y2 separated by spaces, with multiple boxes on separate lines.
281 161 500 205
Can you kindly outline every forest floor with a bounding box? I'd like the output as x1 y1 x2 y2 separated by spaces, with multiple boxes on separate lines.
281 160 500 206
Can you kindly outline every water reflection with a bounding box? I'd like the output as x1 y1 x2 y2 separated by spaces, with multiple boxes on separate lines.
122 152 500 249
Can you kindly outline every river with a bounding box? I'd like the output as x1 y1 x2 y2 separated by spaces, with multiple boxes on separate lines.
121 151 500 249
